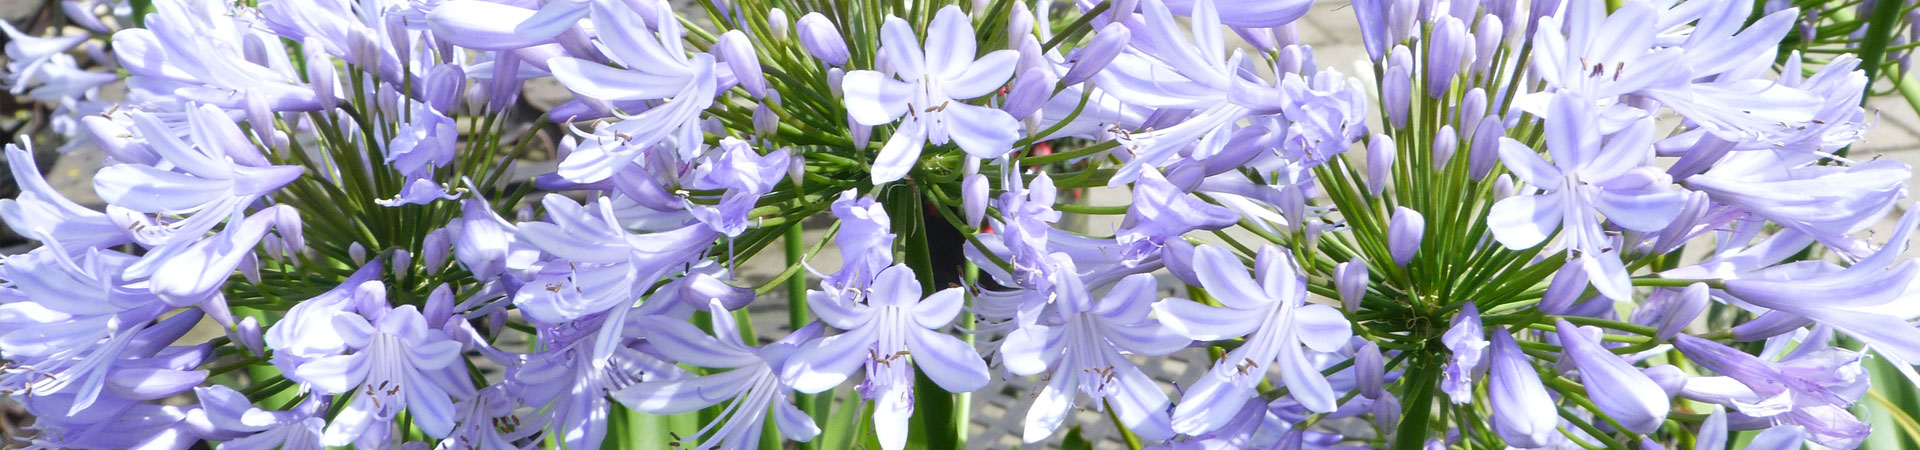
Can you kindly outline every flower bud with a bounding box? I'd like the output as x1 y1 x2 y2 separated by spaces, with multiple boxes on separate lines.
1063 22 1130 86
1276 44 1314 76
1432 125 1457 170
425 63 466 115
238 252 262 285
753 102 778 137
1336 261 1368 313
1367 134 1394 196
850 118 871 149
425 284 454 329
1353 0 1389 60
1555 320 1670 433
715 30 766 98
1641 364 1687 398
1633 283 1709 341
797 13 849 66
1004 68 1053 120
963 173 989 229
1356 342 1384 399
1539 264 1588 315
1389 207 1424 266
789 151 806 187
1469 115 1505 180
350 241 368 265
1427 16 1467 98
1007 1 1034 42
1459 88 1487 134
1474 16 1504 76
1488 331 1557 448
1384 46 1412 128
1371 392 1401 431
233 316 267 357
768 8 790 38
827 67 845 97
423 229 451 275
391 249 413 279
305 38 338 112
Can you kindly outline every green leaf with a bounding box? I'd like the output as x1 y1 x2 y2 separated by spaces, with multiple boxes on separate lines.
1061 425 1095 450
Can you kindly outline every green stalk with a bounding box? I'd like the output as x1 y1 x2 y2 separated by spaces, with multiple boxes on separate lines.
1390 353 1442 450
784 221 823 450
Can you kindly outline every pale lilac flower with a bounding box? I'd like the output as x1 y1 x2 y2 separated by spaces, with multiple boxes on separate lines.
1000 259 1189 442
111 0 322 110
1116 169 1239 263
376 178 463 207
1674 335 1871 448
284 296 468 446
614 300 822 450
1489 92 1684 300
509 320 686 450
0 19 89 94
1683 150 1909 259
842 6 1021 183
0 247 206 413
0 143 128 250
1717 206 1920 375
1156 244 1351 433
685 138 790 237
1440 303 1484 404
781 264 989 450
547 0 719 182
195 385 326 449
1097 0 1265 184
1555 320 1670 433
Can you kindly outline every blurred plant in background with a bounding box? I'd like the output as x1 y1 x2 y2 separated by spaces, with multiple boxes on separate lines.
5 0 1920 449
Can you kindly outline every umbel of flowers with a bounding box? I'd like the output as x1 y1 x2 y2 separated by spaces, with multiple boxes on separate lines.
0 0 1916 448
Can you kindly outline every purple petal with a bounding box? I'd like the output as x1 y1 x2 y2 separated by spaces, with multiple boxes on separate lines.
923 6 977 79
908 326 990 392
942 102 1020 159
1291 304 1351 353
612 367 758 414
780 324 875 393
879 17 926 79
1152 298 1264 341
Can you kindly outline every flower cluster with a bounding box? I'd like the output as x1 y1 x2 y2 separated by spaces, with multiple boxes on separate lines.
2 0 1919 449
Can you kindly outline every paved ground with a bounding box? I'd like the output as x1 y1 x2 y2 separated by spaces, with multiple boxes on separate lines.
7 2 1920 449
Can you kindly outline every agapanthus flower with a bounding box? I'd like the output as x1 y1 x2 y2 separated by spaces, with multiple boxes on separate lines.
1001 257 1189 442
1674 334 1871 448
281 287 470 447
1155 244 1350 433
1489 91 1684 300
614 300 822 450
781 264 989 450
842 5 1021 183
547 0 721 182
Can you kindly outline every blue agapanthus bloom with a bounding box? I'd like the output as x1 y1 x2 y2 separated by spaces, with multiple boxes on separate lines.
4 0 1920 448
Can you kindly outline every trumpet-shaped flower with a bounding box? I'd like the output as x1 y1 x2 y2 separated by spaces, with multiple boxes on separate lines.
614 300 822 450
1489 92 1685 300
1154 244 1351 434
284 296 468 447
781 264 989 450
842 6 1021 183
1000 258 1189 442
